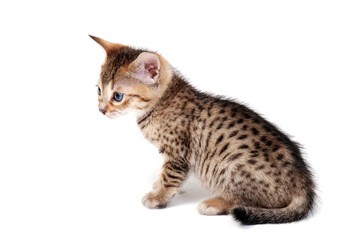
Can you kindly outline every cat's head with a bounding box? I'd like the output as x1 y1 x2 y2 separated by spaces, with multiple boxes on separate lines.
90 35 172 119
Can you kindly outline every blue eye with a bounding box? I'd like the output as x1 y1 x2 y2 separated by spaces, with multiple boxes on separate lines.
113 92 124 102
97 86 101 96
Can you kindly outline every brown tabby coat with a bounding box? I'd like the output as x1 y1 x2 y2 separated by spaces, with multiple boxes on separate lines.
90 35 316 224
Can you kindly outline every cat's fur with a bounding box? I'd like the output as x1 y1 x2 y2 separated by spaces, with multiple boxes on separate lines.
90 35 316 224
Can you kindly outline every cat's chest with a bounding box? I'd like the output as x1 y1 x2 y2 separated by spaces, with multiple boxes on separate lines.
138 115 195 158
139 121 163 148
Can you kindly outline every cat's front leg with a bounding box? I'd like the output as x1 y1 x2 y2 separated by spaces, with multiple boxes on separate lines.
142 156 190 209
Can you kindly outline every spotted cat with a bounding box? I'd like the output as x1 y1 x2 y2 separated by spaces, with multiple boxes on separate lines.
90 35 315 224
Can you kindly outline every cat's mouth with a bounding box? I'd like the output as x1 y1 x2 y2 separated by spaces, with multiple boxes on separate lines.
105 111 120 119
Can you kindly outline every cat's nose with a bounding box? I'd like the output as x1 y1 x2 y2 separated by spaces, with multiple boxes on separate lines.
99 108 107 115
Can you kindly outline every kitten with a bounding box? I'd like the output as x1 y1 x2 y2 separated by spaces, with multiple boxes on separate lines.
90 35 316 224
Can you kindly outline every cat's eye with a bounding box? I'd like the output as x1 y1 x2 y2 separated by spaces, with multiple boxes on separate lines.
97 86 101 96
113 92 124 102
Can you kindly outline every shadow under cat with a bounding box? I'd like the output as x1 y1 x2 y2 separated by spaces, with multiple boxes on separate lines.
168 176 211 208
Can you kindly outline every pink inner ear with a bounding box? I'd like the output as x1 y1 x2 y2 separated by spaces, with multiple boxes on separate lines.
131 52 161 84
145 64 159 78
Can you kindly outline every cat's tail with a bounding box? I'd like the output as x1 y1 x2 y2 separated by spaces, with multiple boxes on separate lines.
231 194 315 224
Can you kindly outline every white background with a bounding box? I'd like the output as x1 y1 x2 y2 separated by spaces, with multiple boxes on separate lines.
0 0 359 239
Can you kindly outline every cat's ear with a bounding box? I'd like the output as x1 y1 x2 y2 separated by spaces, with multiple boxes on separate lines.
129 52 160 85
89 35 116 54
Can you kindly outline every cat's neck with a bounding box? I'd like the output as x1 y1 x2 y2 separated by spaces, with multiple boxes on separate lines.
136 73 188 124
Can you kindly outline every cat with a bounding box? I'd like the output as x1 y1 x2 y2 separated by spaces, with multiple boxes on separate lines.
90 35 316 224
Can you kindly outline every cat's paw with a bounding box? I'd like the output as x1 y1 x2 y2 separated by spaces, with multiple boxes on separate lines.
198 202 223 215
197 197 232 215
142 191 167 209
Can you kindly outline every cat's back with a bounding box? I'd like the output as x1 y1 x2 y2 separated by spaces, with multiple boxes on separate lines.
184 86 314 205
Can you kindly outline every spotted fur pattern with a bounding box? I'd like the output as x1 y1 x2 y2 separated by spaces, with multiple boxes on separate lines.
91 36 316 224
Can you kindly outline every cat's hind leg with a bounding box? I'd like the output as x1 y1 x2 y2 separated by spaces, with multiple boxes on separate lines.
198 197 235 215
